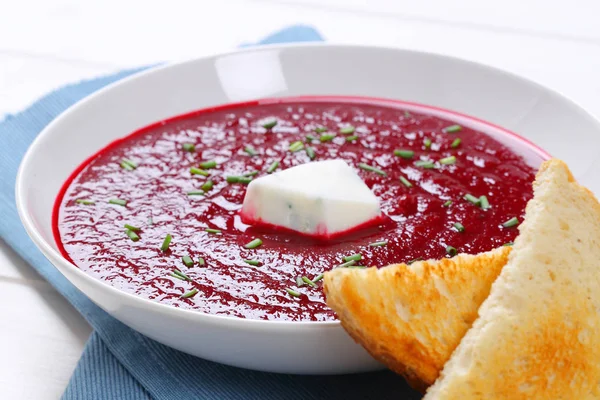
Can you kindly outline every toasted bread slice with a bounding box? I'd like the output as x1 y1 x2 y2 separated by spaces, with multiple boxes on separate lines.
324 246 511 391
425 159 600 399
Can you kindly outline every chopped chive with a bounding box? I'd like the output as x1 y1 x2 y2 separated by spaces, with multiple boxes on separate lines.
319 134 336 142
285 288 302 298
414 160 435 169
201 180 214 192
75 199 95 205
200 160 217 169
120 160 135 170
205 228 222 235
181 288 199 299
503 242 514 247
452 222 465 233
305 146 316 160
243 259 261 266
244 238 263 249
160 234 172 252
244 146 258 156
173 269 190 280
408 257 423 265
302 276 316 287
198 257 205 266
424 138 432 149
443 200 452 207
446 246 458 256
439 156 456 165
315 127 328 133
399 176 413 188
358 163 386 176
343 254 362 262
109 199 127 207
261 119 278 129
451 138 462 148
124 224 140 231
306 135 316 142
337 260 357 268
404 111 411 117
394 149 414 159
243 171 259 177
502 217 519 228
125 229 139 242
190 167 209 176
339 126 356 135
182 256 194 268
346 135 358 142
479 195 490 210
267 160 279 174
226 176 252 184
312 273 324 283
288 141 304 152
369 240 388 247
464 194 480 205
182 143 196 152
187 191 204 196
170 272 186 281
296 276 305 287
444 124 462 133
238 176 253 184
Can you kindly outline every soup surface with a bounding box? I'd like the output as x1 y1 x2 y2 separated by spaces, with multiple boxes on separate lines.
54 97 540 321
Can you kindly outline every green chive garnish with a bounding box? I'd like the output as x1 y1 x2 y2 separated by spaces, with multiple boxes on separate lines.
394 149 414 159
262 119 278 129
201 180 214 192
119 158 137 171
182 256 194 267
266 161 279 174
296 276 305 287
244 146 258 156
243 259 261 266
404 111 411 117
170 272 186 281
346 135 358 142
190 167 209 176
315 127 328 133
439 156 456 165
319 134 336 142
503 242 514 247
305 146 316 160
306 135 316 142
339 126 356 135
400 176 412 188
446 246 458 256
200 160 217 169
343 254 362 262
187 191 204 196
76 199 95 205
182 143 196 152
464 194 480 205
312 273 324 283
125 229 139 242
172 269 190 281
479 196 490 210
244 238 263 249
444 124 462 133
414 160 435 169
124 224 140 231
198 257 205 266
369 240 388 247
358 163 386 176
443 200 452 207
451 138 462 148
243 171 259 177
109 199 127 207
205 228 221 235
453 222 465 233
302 276 316 287
160 234 172 252
502 217 519 228
337 260 357 268
408 257 423 265
181 288 199 299
286 288 301 298
226 176 252 184
288 141 304 152
424 138 432 149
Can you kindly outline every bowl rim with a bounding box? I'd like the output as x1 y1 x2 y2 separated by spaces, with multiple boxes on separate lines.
15 42 599 330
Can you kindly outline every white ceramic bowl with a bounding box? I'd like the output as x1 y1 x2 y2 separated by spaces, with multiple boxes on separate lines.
16 44 600 375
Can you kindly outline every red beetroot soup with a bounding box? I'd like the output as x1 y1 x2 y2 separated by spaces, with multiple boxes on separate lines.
54 97 544 321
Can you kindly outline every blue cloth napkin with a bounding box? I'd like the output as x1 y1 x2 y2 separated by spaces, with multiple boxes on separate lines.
0 25 420 399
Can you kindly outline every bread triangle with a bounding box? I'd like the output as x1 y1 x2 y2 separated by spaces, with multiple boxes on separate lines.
425 159 600 399
324 246 511 391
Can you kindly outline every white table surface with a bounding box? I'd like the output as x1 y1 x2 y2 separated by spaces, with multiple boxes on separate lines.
2 0 600 398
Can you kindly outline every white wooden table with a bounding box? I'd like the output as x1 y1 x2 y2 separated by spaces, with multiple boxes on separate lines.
2 0 600 398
